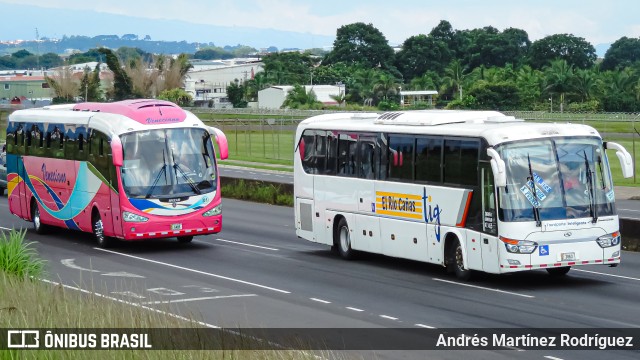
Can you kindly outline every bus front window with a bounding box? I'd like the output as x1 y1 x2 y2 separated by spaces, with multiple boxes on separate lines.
120 128 217 199
497 137 615 222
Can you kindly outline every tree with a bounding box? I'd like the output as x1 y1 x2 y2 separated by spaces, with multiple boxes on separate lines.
395 34 451 81
99 48 134 100
226 80 247 108
373 73 401 102
323 22 396 71
281 85 320 109
528 34 597 70
544 59 575 112
601 37 640 71
158 88 192 107
441 60 469 100
429 20 462 58
262 52 314 85
78 64 102 102
46 65 79 103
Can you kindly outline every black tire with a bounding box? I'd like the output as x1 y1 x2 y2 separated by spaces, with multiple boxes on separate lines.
448 238 471 281
546 266 571 276
93 213 113 248
335 218 354 260
177 235 194 243
31 201 47 235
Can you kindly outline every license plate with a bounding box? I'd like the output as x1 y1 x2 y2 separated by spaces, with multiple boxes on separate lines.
561 252 576 261
171 223 182 231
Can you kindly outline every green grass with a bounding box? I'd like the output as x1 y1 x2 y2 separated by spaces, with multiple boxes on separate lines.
0 229 45 279
222 179 293 206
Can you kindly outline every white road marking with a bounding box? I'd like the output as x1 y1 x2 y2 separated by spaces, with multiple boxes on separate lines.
61 259 101 273
0 226 14 231
573 268 640 281
143 294 256 305
544 356 564 360
433 278 535 298
415 324 436 329
214 238 279 251
40 278 218 327
182 285 219 293
618 208 640 212
147 288 185 296
111 291 146 299
94 248 291 294
380 315 398 320
310 298 331 304
101 271 145 278
346 307 364 312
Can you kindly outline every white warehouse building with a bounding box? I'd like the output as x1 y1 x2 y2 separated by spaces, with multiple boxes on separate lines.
258 85 344 109
184 60 263 107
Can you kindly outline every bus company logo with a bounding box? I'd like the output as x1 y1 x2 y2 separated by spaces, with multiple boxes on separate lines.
376 191 423 220
145 117 181 124
7 330 39 348
422 187 442 242
41 164 67 183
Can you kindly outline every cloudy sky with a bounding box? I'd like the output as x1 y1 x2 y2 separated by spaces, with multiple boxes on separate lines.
1 0 638 46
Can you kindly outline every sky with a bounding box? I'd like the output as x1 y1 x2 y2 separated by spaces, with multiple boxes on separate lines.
1 0 639 49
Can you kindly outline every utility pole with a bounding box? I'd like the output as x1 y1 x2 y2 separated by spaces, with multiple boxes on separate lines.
35 28 40 71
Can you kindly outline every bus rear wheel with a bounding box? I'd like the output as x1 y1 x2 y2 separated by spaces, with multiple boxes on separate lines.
448 238 471 281
177 236 194 243
546 266 571 276
336 218 354 260
93 213 113 248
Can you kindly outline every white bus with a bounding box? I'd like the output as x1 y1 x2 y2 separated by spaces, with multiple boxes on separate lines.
294 110 634 279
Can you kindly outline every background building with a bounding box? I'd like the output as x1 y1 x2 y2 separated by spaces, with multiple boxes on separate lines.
258 85 343 109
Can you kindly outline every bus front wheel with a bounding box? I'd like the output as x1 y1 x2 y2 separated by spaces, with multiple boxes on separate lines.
336 218 354 260
546 266 571 276
448 238 471 281
93 213 113 248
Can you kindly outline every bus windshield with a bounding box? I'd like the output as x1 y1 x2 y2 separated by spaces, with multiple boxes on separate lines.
120 128 217 199
496 137 615 222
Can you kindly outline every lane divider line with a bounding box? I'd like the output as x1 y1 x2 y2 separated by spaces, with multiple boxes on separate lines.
433 278 535 298
310 298 331 304
573 268 640 281
214 238 279 251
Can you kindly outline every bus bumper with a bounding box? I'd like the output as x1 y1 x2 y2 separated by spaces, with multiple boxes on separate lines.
120 215 222 240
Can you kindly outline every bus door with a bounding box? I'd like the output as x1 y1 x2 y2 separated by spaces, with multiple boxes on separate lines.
480 164 500 273
15 123 30 219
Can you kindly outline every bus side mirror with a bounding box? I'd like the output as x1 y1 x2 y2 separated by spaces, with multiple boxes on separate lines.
111 137 123 167
605 141 634 178
487 148 506 187
209 126 228 160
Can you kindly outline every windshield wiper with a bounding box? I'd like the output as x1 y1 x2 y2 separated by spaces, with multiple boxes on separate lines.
527 154 542 227
172 153 201 195
145 149 168 199
584 150 598 223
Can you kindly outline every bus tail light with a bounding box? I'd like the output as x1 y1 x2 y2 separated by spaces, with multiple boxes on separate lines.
203 204 222 217
596 231 621 248
123 211 149 222
500 236 537 254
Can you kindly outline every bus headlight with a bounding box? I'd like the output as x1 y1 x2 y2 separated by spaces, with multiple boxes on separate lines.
596 231 621 248
500 236 537 254
203 204 221 217
123 211 149 222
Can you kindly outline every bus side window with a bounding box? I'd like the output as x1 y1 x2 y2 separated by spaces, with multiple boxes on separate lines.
416 137 443 183
325 133 338 175
388 135 414 181
300 131 316 174
358 139 376 180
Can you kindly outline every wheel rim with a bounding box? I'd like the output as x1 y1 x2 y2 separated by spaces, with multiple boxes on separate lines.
339 226 350 252
33 207 41 230
455 244 464 271
94 218 104 243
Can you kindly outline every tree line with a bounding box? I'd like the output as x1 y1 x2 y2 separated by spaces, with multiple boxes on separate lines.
240 21 640 112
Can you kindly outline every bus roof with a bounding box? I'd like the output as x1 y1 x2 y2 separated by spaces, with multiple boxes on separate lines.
8 100 207 138
298 110 601 146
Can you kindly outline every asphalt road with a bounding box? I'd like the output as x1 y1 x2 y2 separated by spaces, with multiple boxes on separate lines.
1 196 639 359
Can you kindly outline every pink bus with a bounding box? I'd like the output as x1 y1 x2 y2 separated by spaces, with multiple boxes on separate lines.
5 100 228 247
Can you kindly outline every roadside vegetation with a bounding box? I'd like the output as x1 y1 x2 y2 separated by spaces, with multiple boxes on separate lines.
222 179 293 207
0 230 333 359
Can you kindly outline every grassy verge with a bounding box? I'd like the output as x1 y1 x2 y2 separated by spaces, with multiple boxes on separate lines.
221 179 293 207
0 229 45 278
